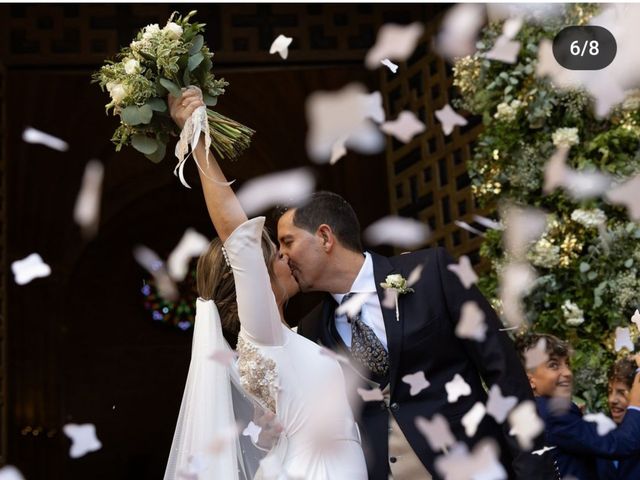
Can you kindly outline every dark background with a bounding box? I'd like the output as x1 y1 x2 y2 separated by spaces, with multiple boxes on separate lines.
1 3 452 478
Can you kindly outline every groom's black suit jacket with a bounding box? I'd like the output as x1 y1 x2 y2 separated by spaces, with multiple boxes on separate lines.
298 248 557 480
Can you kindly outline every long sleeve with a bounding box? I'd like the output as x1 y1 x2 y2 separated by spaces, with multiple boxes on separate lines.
548 407 640 459
223 217 284 346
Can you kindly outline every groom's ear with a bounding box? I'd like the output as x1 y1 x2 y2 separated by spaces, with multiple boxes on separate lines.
317 224 335 252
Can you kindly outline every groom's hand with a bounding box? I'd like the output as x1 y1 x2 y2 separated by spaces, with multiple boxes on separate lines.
254 409 283 450
168 88 204 130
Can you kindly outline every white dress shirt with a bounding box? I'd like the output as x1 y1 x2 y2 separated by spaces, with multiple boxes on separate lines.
332 252 388 350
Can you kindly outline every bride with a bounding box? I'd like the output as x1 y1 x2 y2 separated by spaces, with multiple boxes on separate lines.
163 88 368 480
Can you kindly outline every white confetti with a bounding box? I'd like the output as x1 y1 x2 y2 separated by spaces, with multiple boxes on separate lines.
415 414 456 453
381 58 399 73
435 439 507 480
380 111 426 143
365 22 424 69
11 253 51 285
167 228 210 282
435 104 468 136
0 466 25 480
407 264 424 287
237 168 315 217
508 400 544 450
435 4 486 60
269 34 293 60
503 205 547 259
329 136 348 165
133 245 178 301
306 83 385 163
208 349 237 367
502 17 524 39
486 384 518 424
632 309 640 330
499 261 538 328
22 126 69 151
357 387 384 402
454 220 485 237
401 371 431 396
242 421 262 444
363 215 430 249
524 337 549 370
445 374 472 403
606 174 640 221
447 255 478 289
473 215 503 231
462 402 486 438
177 452 210 479
335 292 372 319
381 287 398 310
63 423 102 458
484 35 521 64
73 159 104 239
584 412 618 436
532 445 556 456
455 301 487 342
615 327 634 352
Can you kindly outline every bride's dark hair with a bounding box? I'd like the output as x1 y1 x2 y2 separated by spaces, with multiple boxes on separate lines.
196 229 279 347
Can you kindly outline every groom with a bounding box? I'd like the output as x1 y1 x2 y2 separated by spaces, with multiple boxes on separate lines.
277 191 556 480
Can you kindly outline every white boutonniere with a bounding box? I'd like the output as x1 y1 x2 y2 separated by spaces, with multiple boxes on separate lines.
380 274 414 321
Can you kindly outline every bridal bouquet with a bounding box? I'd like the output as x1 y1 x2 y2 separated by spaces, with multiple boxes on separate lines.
93 11 254 163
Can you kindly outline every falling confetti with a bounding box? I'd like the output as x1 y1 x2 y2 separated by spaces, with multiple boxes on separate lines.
524 337 549 370
380 58 399 73
631 309 640 330
11 253 51 285
380 111 426 143
306 83 385 163
605 174 640 221
499 261 538 328
363 215 430 249
401 371 431 396
365 22 424 69
486 384 518 424
503 205 547 259
0 467 25 480
435 104 468 136
407 264 424 287
237 168 315 217
445 374 472 403
335 292 371 319
447 255 478 289
461 402 486 437
415 414 456 452
133 245 178 301
484 36 521 64
73 159 104 239
531 445 556 456
508 400 544 450
357 387 384 402
614 326 634 352
455 301 487 342
435 4 486 60
435 439 507 480
584 413 618 436
242 421 262 444
63 423 102 458
22 126 69 151
167 228 210 282
269 34 293 59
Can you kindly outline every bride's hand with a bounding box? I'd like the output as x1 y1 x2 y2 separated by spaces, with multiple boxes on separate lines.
168 88 205 130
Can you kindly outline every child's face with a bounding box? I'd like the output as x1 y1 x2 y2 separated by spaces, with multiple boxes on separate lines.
527 355 573 398
608 380 630 424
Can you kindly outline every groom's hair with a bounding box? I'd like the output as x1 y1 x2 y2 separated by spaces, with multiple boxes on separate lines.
288 191 363 253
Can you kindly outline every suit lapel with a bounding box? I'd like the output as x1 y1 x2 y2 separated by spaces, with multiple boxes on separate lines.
370 251 402 395
319 294 339 349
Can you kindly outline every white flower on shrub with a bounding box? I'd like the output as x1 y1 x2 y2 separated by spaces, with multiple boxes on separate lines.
562 299 584 326
494 99 522 122
142 24 160 40
571 208 606 228
552 127 579 148
164 22 183 40
109 84 127 104
124 58 141 75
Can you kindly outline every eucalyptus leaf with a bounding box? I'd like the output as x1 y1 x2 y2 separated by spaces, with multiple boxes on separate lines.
587 271 598 281
579 262 590 273
138 104 153 124
147 98 167 112
203 94 218 107
182 68 191 87
188 52 204 72
121 106 144 125
131 134 159 155
624 258 634 268
144 140 166 163
189 35 204 56
159 78 182 97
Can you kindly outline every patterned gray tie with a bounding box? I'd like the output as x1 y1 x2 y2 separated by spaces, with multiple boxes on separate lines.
341 293 389 377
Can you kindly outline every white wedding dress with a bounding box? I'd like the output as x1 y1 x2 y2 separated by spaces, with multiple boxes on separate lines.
227 217 367 480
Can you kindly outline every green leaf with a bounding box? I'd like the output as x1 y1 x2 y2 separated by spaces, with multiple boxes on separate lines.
144 140 166 163
121 106 144 125
189 34 204 55
138 104 153 124
131 134 159 155
147 98 167 112
203 94 218 107
188 52 204 72
579 262 590 273
159 78 182 97
624 258 634 268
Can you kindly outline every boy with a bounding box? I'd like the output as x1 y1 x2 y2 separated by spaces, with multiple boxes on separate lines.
516 333 640 480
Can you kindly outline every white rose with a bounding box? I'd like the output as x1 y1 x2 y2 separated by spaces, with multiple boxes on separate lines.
106 81 115 93
142 24 160 40
552 127 580 148
385 274 404 285
110 84 127 104
124 58 141 75
164 22 183 40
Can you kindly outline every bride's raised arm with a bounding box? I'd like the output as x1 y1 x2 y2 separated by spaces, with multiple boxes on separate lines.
168 89 247 243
